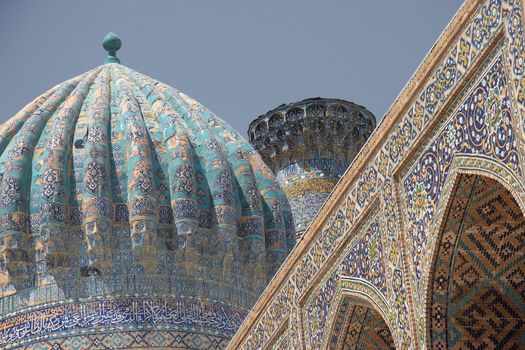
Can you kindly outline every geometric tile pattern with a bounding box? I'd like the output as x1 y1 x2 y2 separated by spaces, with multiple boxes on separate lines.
400 46 524 344
0 59 295 347
355 307 396 350
0 296 245 349
302 215 386 349
327 297 395 350
428 174 525 349
328 297 353 350
404 54 520 280
248 98 376 238
230 1 525 349
403 53 521 333
22 330 230 350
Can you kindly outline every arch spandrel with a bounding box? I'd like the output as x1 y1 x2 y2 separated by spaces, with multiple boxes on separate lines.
298 210 393 350
400 41 525 344
229 1 525 349
300 279 394 350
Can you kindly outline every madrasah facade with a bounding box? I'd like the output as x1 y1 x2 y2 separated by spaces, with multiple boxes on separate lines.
0 0 524 349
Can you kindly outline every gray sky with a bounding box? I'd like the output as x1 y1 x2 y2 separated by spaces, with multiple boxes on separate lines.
0 1 463 137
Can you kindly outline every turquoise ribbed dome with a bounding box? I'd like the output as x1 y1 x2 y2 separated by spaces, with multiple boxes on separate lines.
0 62 295 315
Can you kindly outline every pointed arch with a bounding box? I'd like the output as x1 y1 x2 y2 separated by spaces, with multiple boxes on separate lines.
326 288 395 350
425 168 525 349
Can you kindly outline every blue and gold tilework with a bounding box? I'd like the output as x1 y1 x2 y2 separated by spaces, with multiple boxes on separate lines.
0 41 295 348
248 98 376 239
230 1 525 349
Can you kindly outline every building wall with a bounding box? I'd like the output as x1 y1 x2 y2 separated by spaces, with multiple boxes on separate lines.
227 0 525 349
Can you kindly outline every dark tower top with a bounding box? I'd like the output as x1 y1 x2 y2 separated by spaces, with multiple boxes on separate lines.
248 98 376 238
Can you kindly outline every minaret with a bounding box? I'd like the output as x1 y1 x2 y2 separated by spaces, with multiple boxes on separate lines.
248 98 376 239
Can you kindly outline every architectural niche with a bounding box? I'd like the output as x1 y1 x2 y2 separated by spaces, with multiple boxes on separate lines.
1 0 525 349
428 174 525 349
229 1 525 349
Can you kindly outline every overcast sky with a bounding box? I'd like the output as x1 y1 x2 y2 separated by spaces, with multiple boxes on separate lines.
0 1 463 137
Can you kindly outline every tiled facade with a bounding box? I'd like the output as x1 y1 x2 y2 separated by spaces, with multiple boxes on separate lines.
229 1 525 349
428 174 525 348
2 1 525 349
248 98 375 238
0 59 295 347
328 299 396 350
1 297 243 349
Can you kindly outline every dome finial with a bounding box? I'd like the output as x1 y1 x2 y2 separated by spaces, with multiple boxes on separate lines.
103 32 121 64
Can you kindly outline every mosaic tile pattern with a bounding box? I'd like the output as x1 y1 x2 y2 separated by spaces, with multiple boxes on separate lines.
302 213 388 349
304 270 338 349
19 330 230 350
327 297 352 349
353 306 396 350
232 1 525 349
403 52 519 282
326 296 395 350
270 329 289 350
339 221 386 295
0 296 245 348
249 98 375 238
0 62 295 347
428 174 525 349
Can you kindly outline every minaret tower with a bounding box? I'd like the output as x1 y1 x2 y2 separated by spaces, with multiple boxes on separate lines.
248 98 376 239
